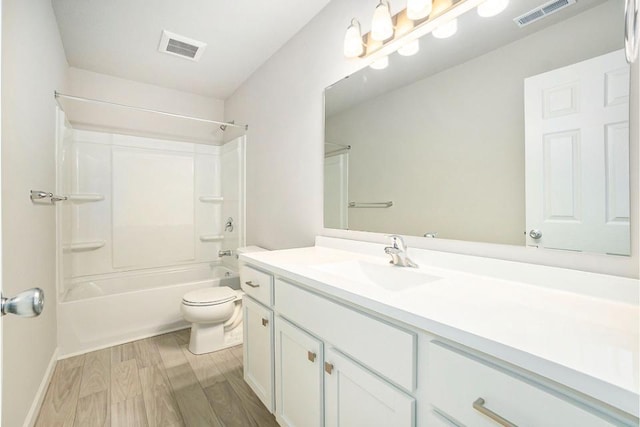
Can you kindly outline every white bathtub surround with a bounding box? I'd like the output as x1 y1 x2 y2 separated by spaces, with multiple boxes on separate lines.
57 128 243 279
54 123 247 356
239 236 639 421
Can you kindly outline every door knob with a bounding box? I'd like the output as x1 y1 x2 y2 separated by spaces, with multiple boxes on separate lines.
1 288 44 317
529 229 542 239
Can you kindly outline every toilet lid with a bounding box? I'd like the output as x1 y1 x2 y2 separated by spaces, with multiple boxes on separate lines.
182 287 237 306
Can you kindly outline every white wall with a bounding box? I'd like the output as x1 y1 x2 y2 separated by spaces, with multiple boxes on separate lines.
225 1 372 250
1 0 68 425
226 1 640 278
65 67 226 143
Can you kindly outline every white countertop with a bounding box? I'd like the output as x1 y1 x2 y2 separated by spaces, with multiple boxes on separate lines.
240 240 639 417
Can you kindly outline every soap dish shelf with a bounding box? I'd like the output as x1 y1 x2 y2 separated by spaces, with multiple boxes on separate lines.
63 241 106 252
200 235 224 242
199 196 224 203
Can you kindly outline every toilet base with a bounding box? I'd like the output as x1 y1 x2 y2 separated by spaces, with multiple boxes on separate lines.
187 321 243 355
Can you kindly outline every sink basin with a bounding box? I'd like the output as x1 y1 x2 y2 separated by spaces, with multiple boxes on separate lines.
312 260 440 291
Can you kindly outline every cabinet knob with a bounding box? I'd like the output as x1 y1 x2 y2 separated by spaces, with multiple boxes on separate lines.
307 351 317 362
261 318 269 327
472 398 517 427
245 280 260 288
324 362 333 374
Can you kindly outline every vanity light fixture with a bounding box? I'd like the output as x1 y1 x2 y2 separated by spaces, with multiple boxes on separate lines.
343 0 500 63
477 0 509 17
432 0 457 38
344 19 365 58
432 18 458 38
369 55 390 69
398 39 420 56
407 0 433 20
371 0 394 41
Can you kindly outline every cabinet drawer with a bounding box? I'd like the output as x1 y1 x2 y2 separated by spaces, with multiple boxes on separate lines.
275 278 416 392
240 264 273 306
427 341 616 427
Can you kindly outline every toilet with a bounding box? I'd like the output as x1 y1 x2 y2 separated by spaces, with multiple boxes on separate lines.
181 286 244 355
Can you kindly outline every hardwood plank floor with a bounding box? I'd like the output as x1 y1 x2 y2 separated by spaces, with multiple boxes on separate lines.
35 329 278 427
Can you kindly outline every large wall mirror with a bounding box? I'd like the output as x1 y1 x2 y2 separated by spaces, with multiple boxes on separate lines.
324 0 631 256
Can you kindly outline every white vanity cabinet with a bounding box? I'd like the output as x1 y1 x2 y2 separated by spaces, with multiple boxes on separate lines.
242 288 275 412
240 257 637 427
427 341 620 427
324 347 415 427
273 276 417 427
274 317 323 427
241 263 276 412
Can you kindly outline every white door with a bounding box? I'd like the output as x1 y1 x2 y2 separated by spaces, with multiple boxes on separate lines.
524 49 630 255
274 317 323 427
324 347 415 427
324 153 348 229
242 297 274 412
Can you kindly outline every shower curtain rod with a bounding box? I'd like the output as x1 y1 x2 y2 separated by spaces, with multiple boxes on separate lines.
54 91 249 131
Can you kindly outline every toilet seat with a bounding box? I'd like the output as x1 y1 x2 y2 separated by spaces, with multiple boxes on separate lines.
182 287 237 306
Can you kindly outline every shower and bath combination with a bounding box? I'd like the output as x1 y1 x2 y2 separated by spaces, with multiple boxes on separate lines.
53 92 248 356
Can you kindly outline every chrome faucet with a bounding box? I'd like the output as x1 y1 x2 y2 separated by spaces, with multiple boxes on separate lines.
218 249 233 257
384 235 418 268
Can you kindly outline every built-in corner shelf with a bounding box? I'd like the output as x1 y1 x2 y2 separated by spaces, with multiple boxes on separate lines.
199 195 224 203
63 241 106 253
66 193 105 203
199 234 224 242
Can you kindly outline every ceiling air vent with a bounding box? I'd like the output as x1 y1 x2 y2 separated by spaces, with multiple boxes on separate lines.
158 30 207 61
514 0 576 28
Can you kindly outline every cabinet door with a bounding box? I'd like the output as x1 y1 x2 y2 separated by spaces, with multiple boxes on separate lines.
275 317 323 427
243 297 274 412
324 347 415 427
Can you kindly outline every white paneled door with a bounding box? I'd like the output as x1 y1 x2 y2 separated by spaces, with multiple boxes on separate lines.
525 49 630 255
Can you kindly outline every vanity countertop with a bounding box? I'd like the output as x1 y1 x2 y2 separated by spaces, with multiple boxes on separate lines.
240 241 639 417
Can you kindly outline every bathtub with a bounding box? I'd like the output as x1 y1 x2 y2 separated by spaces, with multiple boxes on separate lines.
57 264 239 357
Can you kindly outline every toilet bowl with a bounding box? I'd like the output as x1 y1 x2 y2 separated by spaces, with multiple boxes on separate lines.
181 286 243 355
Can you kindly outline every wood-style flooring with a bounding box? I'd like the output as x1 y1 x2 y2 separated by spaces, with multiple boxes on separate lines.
35 329 278 427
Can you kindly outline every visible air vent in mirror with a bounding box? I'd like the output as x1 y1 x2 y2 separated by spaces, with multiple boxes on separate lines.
158 30 207 62
514 0 576 28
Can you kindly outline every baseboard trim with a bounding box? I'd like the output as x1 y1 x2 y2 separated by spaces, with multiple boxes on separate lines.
23 347 59 427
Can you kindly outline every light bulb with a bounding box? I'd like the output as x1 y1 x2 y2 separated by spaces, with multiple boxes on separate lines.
343 19 364 58
369 56 389 70
398 39 420 56
477 0 509 17
371 0 394 41
432 18 457 38
407 0 432 20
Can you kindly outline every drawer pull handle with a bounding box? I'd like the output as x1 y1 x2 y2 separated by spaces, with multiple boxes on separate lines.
245 281 260 288
261 318 269 326
472 398 517 427
324 362 333 374
307 351 317 362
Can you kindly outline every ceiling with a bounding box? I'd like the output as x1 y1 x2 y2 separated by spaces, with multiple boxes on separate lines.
51 0 331 99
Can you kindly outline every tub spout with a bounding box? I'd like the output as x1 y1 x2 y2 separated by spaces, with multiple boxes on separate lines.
218 249 233 257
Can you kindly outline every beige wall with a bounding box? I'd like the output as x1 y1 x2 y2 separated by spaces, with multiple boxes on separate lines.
1 0 68 425
326 1 621 246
